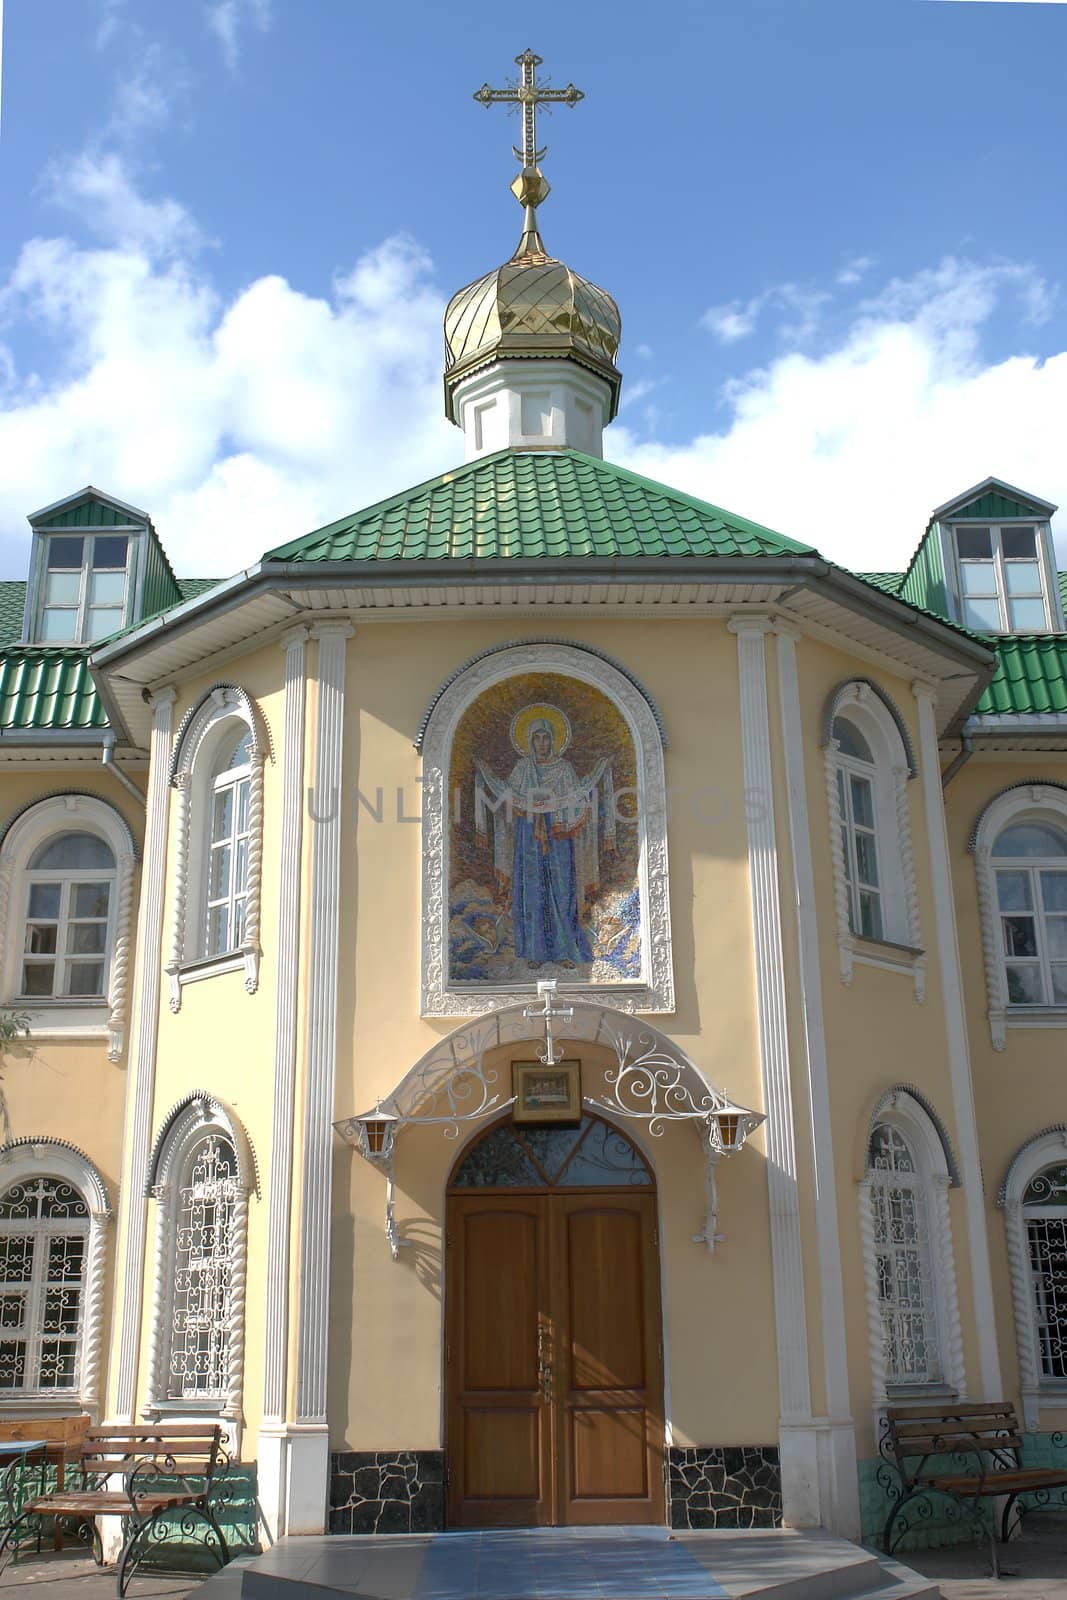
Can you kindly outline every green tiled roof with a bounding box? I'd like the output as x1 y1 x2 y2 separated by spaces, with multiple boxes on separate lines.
0 583 26 647
0 650 106 731
264 450 818 565
976 636 1067 716
177 578 220 602
858 572 903 596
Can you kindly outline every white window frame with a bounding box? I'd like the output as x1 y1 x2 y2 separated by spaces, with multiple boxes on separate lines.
858 1089 965 1423
824 682 924 996
144 1094 255 1428
971 784 1067 1050
19 837 117 1005
999 1126 1067 1429
0 795 138 1061
204 735 253 961
950 520 1055 635
35 533 131 646
0 1140 110 1416
166 687 268 1011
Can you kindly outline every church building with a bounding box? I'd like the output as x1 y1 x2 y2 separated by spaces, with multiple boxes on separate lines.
0 49 1065 1555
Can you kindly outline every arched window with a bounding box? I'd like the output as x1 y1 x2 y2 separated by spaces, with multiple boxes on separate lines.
867 1124 940 1384
1022 1162 1067 1382
21 832 115 1000
167 686 267 1009
833 716 883 942
970 785 1067 1048
991 819 1067 1008
0 1140 110 1410
206 731 254 960
0 795 138 1061
999 1128 1067 1427
824 682 922 993
859 1089 964 1407
145 1095 254 1421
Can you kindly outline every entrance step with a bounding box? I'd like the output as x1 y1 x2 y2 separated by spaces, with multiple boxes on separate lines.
240 1527 942 1600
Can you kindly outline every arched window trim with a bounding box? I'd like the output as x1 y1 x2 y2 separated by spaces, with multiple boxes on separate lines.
971 784 1067 1050
418 641 674 1016
0 1138 111 1415
166 686 270 1011
858 1088 965 1417
997 1125 1067 1429
144 1093 255 1427
822 681 924 997
0 794 138 1062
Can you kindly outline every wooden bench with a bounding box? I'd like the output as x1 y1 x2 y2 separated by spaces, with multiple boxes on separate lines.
0 1416 91 1548
0 1422 231 1596
882 1402 1067 1574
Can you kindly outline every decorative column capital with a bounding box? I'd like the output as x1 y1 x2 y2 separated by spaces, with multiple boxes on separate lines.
280 625 310 653
310 621 355 643
911 679 938 706
728 615 776 638
149 687 178 710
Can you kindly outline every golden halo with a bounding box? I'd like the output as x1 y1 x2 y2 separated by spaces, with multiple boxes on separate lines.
510 702 572 758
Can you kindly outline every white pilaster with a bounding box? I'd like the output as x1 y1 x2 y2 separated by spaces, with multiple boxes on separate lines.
292 623 352 1534
913 682 1001 1397
775 628 860 1538
258 627 309 1542
111 688 175 1423
729 619 819 1528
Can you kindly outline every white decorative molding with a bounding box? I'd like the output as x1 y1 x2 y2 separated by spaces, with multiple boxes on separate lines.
858 1175 888 1418
823 680 923 992
998 1125 1067 1430
419 640 674 1016
107 852 137 1059
933 1175 967 1396
165 684 270 1011
0 793 139 1027
970 785 1067 1050
113 687 175 1423
730 618 817 1528
913 680 1002 1398
775 628 859 1538
0 1138 111 1417
894 767 926 1002
142 1093 256 1423
295 623 353 1433
824 738 854 986
262 628 308 1438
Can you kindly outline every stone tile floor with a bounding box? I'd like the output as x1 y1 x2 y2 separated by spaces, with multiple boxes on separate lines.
902 1514 1067 1599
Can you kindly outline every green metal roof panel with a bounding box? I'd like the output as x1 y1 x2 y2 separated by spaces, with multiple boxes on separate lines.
0 650 107 731
858 572 903 595
899 526 948 616
36 500 143 530
957 490 1048 522
265 450 819 565
176 577 220 602
0 584 27 647
976 637 1067 716
139 527 184 620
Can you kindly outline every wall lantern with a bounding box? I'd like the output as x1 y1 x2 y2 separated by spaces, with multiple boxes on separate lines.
334 1104 402 1259
694 1099 766 1253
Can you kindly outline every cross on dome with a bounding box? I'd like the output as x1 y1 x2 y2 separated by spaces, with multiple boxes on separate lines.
473 49 584 213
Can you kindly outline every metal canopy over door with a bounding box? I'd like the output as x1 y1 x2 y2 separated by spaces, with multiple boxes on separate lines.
445 1113 665 1528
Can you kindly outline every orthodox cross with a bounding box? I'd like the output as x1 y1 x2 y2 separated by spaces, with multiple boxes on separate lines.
473 49 584 171
523 980 574 1067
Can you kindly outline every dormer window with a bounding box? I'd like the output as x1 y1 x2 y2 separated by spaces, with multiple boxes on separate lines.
39 535 129 644
955 524 1051 633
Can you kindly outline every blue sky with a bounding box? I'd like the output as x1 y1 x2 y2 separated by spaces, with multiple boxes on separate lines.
0 0 1064 578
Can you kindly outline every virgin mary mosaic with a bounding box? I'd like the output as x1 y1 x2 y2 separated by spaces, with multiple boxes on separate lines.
448 672 641 986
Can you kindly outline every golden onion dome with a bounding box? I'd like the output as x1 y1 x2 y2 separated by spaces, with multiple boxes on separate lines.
443 211 622 424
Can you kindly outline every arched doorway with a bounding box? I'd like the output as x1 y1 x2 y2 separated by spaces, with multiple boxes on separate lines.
444 1112 665 1529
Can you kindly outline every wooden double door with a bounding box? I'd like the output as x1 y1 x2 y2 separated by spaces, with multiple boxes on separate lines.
445 1115 665 1528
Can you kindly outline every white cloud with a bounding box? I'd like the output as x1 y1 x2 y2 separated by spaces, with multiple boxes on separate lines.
207 0 272 70
702 282 830 346
46 151 203 258
614 256 1067 570
836 256 875 287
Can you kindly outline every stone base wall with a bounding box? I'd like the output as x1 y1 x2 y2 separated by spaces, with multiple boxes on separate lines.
329 1451 445 1534
669 1446 782 1529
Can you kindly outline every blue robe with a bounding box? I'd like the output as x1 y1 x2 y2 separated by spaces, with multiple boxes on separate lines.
511 814 593 965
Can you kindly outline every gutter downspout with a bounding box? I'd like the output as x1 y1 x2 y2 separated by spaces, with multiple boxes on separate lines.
941 734 973 790
102 732 147 805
